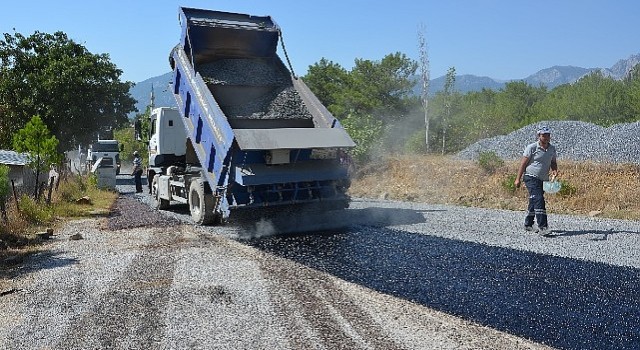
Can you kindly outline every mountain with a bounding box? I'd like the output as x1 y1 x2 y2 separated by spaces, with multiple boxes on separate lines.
129 54 640 117
427 74 505 95
603 53 640 78
128 72 175 118
523 66 596 88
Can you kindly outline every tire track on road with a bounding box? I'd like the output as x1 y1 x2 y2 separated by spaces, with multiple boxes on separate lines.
56 222 183 349
257 253 406 349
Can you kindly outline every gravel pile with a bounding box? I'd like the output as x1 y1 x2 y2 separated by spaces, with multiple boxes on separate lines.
222 86 312 120
199 58 290 86
456 120 640 164
106 195 181 231
199 58 312 120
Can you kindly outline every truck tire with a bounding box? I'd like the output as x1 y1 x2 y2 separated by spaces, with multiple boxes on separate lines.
189 178 216 225
152 176 170 210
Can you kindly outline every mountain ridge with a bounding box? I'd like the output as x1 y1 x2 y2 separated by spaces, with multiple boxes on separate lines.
129 53 640 117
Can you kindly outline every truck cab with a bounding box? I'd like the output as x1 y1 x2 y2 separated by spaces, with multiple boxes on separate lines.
88 139 121 175
148 107 186 168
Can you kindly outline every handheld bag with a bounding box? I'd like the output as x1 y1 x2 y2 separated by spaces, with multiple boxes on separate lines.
543 175 562 194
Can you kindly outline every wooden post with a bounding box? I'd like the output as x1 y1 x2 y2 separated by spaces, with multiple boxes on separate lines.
0 197 6 223
11 179 17 204
46 176 55 204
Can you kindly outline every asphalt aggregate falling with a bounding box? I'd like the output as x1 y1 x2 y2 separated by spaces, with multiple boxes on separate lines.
245 227 640 350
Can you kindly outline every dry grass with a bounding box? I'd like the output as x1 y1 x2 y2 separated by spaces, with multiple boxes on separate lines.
350 155 640 221
0 174 119 261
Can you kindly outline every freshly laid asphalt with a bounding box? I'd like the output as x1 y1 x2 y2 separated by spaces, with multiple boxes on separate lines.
245 200 640 350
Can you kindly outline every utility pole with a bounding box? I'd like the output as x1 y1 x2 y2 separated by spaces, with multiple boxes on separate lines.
417 23 430 152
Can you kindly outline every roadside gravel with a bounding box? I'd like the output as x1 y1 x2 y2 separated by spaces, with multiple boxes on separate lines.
457 120 640 164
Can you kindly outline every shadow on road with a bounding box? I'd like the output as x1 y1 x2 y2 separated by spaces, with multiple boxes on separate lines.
0 250 79 280
550 228 639 240
247 227 640 350
116 174 148 187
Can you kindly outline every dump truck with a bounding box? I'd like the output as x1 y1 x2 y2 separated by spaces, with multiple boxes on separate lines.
87 139 121 175
147 7 355 224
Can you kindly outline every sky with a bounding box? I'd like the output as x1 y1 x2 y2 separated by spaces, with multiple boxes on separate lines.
2 1 640 83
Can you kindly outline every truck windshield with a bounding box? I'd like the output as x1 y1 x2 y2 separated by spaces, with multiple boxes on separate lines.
92 143 119 152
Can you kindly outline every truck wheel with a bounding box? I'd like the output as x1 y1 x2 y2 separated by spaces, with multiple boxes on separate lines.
189 179 216 225
152 176 170 210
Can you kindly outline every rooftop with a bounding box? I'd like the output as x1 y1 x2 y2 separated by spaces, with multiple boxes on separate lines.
0 150 29 166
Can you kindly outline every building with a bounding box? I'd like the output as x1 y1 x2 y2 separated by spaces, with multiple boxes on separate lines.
0 149 49 192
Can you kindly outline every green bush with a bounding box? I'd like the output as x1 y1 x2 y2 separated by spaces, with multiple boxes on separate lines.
18 195 54 224
502 174 517 193
478 151 504 174
340 113 383 162
87 173 98 189
0 165 9 200
557 179 577 197
58 174 89 202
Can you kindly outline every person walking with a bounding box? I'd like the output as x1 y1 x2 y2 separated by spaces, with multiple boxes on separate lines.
514 126 558 236
132 151 143 193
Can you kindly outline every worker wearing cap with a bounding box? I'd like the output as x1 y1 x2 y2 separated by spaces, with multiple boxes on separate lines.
132 151 143 193
514 125 558 236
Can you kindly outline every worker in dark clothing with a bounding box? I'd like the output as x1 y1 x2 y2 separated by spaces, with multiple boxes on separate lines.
132 151 143 193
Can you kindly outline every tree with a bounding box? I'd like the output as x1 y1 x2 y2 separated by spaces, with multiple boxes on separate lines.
626 63 640 119
457 88 499 145
441 67 456 154
304 53 418 160
12 115 61 199
496 81 547 128
0 31 136 150
348 52 419 122
417 23 431 152
536 72 630 126
303 58 350 115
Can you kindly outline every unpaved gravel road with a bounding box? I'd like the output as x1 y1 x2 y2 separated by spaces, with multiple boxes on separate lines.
0 176 556 349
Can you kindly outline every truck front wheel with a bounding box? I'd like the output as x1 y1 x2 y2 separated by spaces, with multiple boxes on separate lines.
189 179 216 225
152 176 170 210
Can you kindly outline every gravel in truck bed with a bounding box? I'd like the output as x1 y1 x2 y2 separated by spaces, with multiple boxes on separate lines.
199 57 313 120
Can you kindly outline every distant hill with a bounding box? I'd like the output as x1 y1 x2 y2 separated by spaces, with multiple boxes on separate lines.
523 65 595 88
427 74 505 95
128 72 175 118
129 54 640 118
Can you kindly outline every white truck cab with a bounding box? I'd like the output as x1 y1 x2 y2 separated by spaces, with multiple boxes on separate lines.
88 139 121 175
148 107 186 167
146 107 187 192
